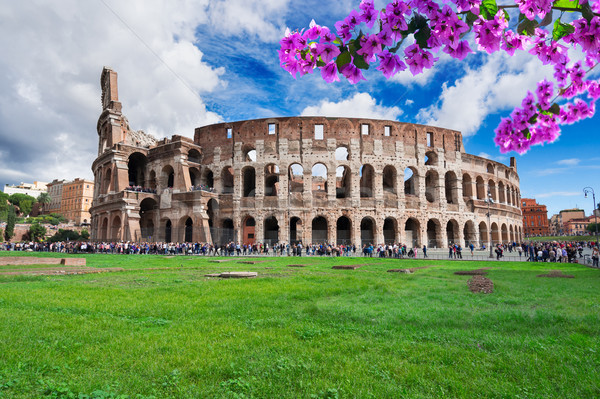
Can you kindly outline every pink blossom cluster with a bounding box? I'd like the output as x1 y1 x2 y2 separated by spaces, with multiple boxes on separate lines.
279 0 600 154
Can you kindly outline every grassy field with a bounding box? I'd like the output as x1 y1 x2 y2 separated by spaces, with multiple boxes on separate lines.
0 253 599 398
524 235 598 242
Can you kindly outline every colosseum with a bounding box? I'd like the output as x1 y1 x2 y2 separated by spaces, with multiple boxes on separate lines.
90 67 524 248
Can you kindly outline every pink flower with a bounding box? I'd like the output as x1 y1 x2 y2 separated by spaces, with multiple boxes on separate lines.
321 62 340 83
341 62 366 84
404 44 438 75
376 50 407 78
317 43 341 64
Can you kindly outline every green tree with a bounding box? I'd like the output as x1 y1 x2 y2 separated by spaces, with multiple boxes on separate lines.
28 223 47 242
4 206 16 241
0 228 4 242
587 223 599 234
36 192 51 213
0 192 9 221
48 229 81 243
8 193 36 216
80 229 90 240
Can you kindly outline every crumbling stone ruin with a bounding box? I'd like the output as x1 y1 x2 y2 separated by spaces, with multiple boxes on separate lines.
90 67 523 247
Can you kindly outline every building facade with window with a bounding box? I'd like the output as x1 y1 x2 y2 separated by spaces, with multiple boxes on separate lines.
90 67 524 246
521 198 549 237
61 179 94 225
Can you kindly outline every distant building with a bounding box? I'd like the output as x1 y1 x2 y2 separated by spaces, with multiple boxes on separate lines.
61 179 94 225
558 208 585 235
3 181 48 198
563 215 596 236
521 198 549 236
46 179 66 214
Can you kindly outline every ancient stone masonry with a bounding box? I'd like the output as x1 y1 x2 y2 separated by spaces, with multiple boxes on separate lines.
90 67 524 248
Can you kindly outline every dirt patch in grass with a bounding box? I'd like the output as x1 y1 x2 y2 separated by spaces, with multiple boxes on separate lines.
455 267 492 276
288 264 308 267
332 264 364 270
210 259 233 263
468 275 494 294
238 261 265 265
0 267 123 276
388 269 412 274
537 270 575 278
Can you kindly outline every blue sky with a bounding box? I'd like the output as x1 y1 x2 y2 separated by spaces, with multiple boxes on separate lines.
0 0 598 217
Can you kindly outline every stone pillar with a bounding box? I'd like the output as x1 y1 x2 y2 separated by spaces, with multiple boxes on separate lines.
375 216 384 245
255 215 264 244
353 215 361 248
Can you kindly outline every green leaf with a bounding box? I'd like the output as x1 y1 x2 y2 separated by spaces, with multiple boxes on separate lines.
548 103 561 115
552 18 575 41
316 59 326 67
388 40 403 53
333 38 343 46
540 11 553 26
353 54 370 70
528 114 538 124
518 18 539 36
414 25 431 49
480 0 498 20
553 0 581 11
523 128 531 140
503 9 511 22
336 50 352 70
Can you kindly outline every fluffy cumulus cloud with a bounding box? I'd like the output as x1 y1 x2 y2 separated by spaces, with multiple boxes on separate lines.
301 92 403 120
416 51 554 136
0 0 289 186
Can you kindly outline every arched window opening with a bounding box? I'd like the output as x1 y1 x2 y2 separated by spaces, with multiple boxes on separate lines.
479 222 488 248
383 165 397 194
312 216 328 244
312 163 328 197
498 181 506 203
290 217 302 244
462 173 473 198
426 220 441 248
336 216 351 245
165 220 172 243
487 163 494 174
242 167 256 197
405 218 420 247
501 223 508 243
476 176 485 199
264 164 280 197
445 171 458 204
184 217 193 243
488 180 497 201
383 218 396 244
188 149 201 164
491 222 500 246
189 167 201 188
404 167 417 195
336 166 351 199
425 170 439 203
111 216 122 241
244 147 257 162
288 164 304 193
201 168 214 189
162 165 175 189
464 221 476 248
128 153 148 187
360 164 375 198
264 216 279 246
360 218 375 247
335 146 349 161
139 198 157 240
425 151 437 166
447 220 459 245
243 217 256 244
221 166 234 194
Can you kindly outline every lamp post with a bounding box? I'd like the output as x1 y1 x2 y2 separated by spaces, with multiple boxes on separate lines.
484 191 494 258
584 187 599 249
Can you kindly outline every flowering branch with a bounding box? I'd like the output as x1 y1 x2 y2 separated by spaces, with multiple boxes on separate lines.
279 0 600 154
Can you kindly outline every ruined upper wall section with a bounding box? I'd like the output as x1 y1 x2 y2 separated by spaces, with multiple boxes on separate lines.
194 117 464 164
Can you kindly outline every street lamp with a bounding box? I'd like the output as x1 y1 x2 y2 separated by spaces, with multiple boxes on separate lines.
584 187 599 249
484 191 495 258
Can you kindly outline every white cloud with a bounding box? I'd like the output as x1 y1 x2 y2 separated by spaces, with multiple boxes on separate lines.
405 99 414 106
416 51 554 136
478 152 491 160
536 191 581 198
557 158 580 166
0 0 289 186
301 92 403 120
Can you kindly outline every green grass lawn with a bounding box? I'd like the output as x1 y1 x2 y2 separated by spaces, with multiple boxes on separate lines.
0 253 599 398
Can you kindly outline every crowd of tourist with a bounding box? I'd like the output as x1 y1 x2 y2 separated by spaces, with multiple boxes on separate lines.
125 186 157 194
189 185 215 193
1 239 597 266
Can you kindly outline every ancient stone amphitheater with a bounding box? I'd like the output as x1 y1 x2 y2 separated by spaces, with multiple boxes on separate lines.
91 68 523 248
